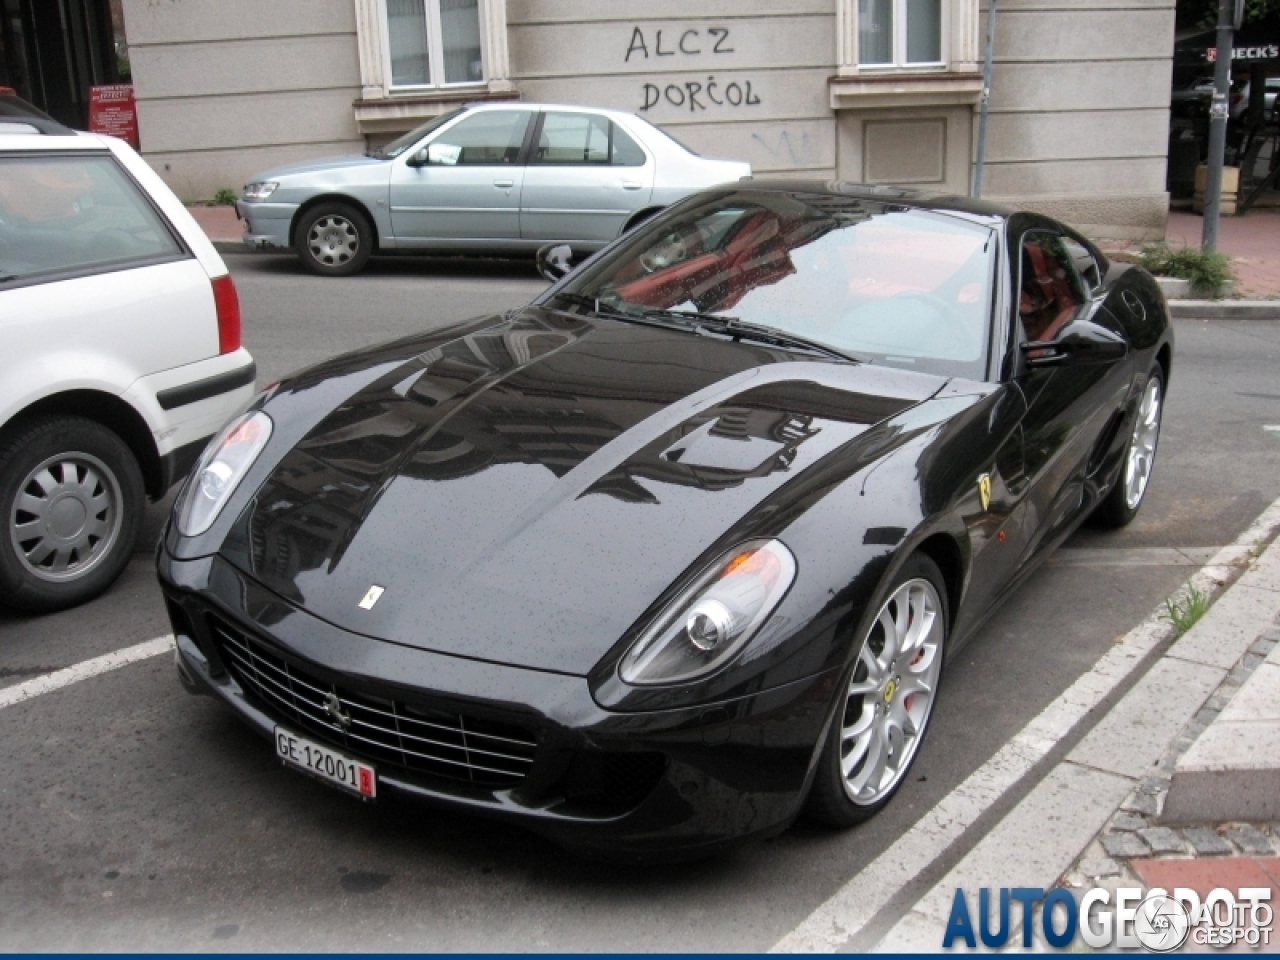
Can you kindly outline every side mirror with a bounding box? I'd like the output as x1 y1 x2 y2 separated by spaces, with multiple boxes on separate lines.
406 146 429 167
536 243 577 282
1021 317 1128 368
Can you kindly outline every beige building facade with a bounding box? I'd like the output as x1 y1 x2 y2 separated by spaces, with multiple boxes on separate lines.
123 0 1175 240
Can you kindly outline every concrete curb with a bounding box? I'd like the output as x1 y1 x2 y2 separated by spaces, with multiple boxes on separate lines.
212 239 251 255
1169 299 1280 319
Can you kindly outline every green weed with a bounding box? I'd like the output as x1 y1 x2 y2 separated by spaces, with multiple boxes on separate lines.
1165 585 1211 637
1134 243 1235 299
208 188 238 207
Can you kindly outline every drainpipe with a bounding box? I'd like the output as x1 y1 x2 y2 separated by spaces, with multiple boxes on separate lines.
1202 0 1239 252
973 0 998 197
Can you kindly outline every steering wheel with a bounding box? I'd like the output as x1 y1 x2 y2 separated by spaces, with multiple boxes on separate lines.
639 231 691 274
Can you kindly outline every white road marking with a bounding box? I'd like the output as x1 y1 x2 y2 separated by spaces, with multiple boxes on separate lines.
0 635 174 713
771 495 1280 953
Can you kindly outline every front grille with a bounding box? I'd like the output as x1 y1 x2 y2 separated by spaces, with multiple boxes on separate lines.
210 616 538 788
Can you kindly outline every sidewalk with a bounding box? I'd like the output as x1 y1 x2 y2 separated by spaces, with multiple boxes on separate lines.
1166 209 1280 300
184 204 242 251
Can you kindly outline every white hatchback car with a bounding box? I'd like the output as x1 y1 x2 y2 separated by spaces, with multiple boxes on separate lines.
0 120 255 613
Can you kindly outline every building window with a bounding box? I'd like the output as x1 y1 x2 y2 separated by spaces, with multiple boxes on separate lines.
385 0 484 88
858 0 943 68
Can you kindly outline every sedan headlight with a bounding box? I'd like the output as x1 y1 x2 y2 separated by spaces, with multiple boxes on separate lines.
174 411 272 537
620 539 796 686
241 181 278 201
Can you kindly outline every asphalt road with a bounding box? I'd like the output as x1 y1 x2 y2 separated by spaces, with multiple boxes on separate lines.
1 253 1277 950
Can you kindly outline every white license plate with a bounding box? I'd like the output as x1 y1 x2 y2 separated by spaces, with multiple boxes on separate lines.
274 726 376 799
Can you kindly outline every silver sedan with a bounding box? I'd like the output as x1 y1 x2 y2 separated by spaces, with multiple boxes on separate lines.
237 102 752 276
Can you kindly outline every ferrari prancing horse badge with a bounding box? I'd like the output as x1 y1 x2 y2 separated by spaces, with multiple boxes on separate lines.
977 473 992 512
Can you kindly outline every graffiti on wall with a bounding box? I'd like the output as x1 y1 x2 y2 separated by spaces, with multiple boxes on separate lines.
625 26 762 114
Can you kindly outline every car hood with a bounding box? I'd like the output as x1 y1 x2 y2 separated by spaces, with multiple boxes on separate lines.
222 307 946 676
252 154 387 181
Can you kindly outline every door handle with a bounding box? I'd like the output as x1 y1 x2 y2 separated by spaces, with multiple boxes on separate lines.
621 181 644 190
493 179 515 189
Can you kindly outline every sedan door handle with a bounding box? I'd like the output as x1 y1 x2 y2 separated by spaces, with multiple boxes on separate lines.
493 179 515 189
621 181 644 190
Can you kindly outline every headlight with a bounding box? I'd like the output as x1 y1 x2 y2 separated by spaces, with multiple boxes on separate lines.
619 539 796 686
174 411 272 537
241 181 278 201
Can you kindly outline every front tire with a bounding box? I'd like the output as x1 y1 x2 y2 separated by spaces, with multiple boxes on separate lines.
0 416 145 614
1093 368 1163 529
295 202 373 277
805 553 949 827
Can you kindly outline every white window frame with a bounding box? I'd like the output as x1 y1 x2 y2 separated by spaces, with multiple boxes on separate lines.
838 0 983 78
380 0 486 91
856 0 948 72
355 0 514 100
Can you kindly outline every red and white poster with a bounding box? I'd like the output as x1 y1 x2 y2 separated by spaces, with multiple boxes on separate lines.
87 84 139 148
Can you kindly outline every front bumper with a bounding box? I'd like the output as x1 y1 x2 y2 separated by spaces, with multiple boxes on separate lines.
235 200 295 250
157 547 840 858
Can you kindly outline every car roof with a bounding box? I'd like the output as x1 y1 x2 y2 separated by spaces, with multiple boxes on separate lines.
722 179 1018 223
0 130 112 151
459 100 648 125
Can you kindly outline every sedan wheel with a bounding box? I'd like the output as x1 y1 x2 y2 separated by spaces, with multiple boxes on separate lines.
806 553 948 826
308 215 359 267
295 202 373 277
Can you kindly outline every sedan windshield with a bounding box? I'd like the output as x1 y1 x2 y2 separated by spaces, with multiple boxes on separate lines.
558 191 996 379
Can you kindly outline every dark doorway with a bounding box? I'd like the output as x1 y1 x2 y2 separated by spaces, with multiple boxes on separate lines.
0 0 123 129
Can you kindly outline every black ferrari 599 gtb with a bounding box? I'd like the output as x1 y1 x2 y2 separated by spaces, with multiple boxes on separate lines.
158 182 1171 858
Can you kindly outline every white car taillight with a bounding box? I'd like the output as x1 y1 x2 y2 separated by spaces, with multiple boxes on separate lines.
211 274 240 354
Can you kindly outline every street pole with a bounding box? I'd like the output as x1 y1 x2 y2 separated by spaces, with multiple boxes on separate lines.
973 0 997 197
1201 0 1235 252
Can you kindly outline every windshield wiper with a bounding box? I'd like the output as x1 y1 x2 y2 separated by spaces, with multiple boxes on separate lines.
552 293 697 330
551 296 860 362
632 306 729 327
698 316 864 364
551 291 633 319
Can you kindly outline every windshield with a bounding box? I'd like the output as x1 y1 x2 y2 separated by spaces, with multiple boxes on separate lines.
558 191 996 379
372 108 465 159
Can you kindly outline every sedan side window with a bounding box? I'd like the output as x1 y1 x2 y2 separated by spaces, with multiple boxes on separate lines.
610 125 647 167
1019 232 1086 343
425 110 531 166
534 112 611 164
533 113 647 167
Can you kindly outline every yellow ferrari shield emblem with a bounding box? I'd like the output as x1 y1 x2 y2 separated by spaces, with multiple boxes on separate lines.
882 679 897 704
977 473 992 512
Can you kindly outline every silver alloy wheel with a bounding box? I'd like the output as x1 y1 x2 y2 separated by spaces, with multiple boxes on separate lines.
9 451 123 583
840 577 945 805
307 214 359 266
1123 376 1162 510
